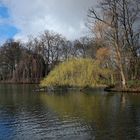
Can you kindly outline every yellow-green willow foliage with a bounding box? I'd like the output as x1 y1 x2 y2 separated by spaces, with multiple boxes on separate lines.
40 58 111 88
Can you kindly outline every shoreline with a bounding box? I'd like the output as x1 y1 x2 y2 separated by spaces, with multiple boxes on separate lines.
1 82 140 93
36 85 140 93
34 85 107 92
0 81 39 84
104 87 140 93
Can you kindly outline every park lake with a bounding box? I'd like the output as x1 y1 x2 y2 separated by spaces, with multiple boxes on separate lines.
0 0 140 139
0 84 140 140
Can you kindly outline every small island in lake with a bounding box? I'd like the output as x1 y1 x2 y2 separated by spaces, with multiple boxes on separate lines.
40 58 111 91
40 58 140 93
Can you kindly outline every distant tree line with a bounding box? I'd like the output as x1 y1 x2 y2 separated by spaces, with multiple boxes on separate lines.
0 31 97 83
0 0 139 87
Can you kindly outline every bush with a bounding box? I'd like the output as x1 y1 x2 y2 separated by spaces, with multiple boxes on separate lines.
40 58 111 88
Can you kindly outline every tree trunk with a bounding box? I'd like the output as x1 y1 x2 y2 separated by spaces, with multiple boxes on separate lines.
115 43 126 88
120 66 126 88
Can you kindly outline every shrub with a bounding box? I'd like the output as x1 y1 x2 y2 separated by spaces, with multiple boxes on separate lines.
40 58 111 88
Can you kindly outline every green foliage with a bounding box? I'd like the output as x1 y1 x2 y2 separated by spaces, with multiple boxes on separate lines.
127 80 140 88
40 58 111 88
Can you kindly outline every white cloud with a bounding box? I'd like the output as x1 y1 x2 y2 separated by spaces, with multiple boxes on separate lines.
1 0 97 40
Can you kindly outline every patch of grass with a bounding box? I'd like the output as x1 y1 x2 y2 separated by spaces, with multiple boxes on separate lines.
127 80 140 88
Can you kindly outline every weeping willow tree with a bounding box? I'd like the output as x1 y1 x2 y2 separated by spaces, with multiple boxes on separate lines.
40 58 111 88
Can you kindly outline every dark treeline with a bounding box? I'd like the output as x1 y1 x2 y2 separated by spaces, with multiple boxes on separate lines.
0 31 96 83
0 0 140 87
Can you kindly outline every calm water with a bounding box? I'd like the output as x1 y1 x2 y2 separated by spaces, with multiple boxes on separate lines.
0 84 140 140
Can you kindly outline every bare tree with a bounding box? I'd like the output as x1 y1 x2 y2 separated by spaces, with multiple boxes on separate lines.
88 0 140 88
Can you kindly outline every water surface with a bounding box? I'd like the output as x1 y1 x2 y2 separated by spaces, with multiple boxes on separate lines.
0 84 140 140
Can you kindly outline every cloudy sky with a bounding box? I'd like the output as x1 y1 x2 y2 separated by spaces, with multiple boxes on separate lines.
0 0 97 42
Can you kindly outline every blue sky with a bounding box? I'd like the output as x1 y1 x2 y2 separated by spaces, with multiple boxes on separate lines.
0 6 9 18
0 5 19 43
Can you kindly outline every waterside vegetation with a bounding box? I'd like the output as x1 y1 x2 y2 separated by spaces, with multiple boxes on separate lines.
0 0 140 92
40 58 111 89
